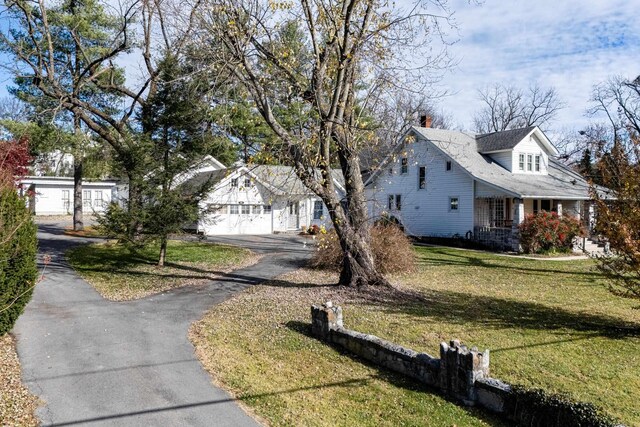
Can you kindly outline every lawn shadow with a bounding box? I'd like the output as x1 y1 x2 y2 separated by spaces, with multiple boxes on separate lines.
416 247 606 282
283 321 509 427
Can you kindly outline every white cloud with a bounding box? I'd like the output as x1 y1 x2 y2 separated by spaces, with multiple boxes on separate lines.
436 0 640 132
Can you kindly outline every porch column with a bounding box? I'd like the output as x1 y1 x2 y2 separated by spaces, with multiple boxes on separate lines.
511 198 524 252
556 201 563 217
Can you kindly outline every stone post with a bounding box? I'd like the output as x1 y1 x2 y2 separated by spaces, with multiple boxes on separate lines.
311 301 343 341
511 198 524 252
439 340 490 405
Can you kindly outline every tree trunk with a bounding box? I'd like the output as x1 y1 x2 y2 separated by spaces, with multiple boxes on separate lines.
73 158 84 231
337 226 389 287
158 235 167 267
126 173 142 242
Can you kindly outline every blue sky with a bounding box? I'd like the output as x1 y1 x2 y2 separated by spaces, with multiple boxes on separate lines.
1 0 639 134
437 0 640 131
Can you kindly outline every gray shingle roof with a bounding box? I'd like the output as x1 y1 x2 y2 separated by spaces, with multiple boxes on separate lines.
475 126 536 153
185 165 345 196
411 126 594 200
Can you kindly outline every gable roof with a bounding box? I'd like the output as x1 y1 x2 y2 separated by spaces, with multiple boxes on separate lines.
184 164 345 197
412 126 593 199
476 126 559 155
366 126 598 200
475 126 536 152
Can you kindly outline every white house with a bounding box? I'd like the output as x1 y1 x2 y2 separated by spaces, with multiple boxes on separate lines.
365 125 600 250
18 176 119 216
186 164 344 235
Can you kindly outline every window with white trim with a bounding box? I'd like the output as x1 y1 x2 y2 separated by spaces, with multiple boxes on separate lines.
94 190 103 207
83 190 92 208
241 204 250 215
313 200 323 220
527 154 533 171
388 194 402 211
244 177 251 187
535 155 541 172
231 178 238 188
400 157 408 174
251 205 262 214
229 205 239 214
449 197 459 212
263 204 272 213
418 166 426 189
518 154 525 171
62 190 70 212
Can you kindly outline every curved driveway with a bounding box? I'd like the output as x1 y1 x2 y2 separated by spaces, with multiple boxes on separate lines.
13 221 311 426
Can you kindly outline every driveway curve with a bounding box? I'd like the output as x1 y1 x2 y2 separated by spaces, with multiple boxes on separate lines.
13 220 311 426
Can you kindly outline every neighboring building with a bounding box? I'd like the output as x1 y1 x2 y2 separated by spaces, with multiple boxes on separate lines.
186 164 344 235
18 176 119 216
364 125 598 251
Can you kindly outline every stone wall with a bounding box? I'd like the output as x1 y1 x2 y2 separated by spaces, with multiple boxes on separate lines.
311 302 622 427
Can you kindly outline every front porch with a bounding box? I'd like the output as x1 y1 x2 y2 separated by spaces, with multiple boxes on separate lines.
473 196 587 251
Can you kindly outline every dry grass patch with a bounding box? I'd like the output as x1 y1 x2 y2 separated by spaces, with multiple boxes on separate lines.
67 240 259 300
0 334 39 426
190 269 504 427
63 225 104 238
192 246 640 426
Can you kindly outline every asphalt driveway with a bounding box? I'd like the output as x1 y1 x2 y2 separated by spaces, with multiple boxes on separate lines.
13 220 311 426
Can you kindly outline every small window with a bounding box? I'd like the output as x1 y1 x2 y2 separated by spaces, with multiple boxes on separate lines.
400 157 408 174
449 197 459 211
446 161 452 171
527 154 533 171
313 200 323 220
418 166 426 189
251 205 261 214
244 177 251 187
388 167 393 175
83 190 92 208
535 155 541 172
263 204 272 213
62 190 70 212
94 190 103 207
395 194 402 211
518 154 525 171
388 195 394 210
231 178 238 188
229 205 239 214
241 204 250 215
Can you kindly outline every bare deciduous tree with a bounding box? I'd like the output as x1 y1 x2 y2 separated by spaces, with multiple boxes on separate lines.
473 83 564 133
194 0 453 287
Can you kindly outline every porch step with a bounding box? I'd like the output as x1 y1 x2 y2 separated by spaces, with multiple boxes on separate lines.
573 237 610 257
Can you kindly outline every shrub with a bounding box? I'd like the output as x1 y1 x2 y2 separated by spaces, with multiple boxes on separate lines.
309 224 415 274
306 224 320 235
519 211 585 254
0 185 38 336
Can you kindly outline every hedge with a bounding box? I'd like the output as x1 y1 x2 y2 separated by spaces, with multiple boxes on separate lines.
0 186 37 335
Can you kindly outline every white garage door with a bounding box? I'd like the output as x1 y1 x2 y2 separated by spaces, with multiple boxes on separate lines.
203 204 273 235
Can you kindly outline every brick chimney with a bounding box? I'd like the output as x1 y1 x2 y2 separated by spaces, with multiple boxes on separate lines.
420 115 433 128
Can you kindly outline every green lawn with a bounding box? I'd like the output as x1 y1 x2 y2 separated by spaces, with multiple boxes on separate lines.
67 240 256 300
190 246 640 426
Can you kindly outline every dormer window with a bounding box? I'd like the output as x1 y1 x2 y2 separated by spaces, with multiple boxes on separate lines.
535 155 541 172
231 178 238 188
400 158 408 174
527 154 533 171
518 154 525 171
244 177 251 187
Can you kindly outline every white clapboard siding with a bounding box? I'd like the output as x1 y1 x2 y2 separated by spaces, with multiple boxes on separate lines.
366 140 474 237
511 135 549 175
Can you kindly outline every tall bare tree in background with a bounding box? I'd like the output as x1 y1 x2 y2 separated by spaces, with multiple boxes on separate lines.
473 83 564 133
194 0 453 287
